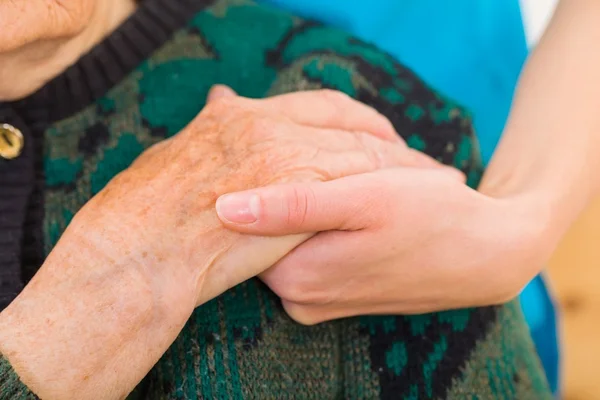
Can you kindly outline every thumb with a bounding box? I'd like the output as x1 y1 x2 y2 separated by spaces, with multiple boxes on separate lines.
216 178 374 235
207 84 237 102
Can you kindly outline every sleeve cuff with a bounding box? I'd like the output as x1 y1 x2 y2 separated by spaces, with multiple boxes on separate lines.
0 354 37 399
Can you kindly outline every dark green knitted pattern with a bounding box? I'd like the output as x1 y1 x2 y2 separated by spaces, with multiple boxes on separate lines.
31 1 552 399
0 356 37 399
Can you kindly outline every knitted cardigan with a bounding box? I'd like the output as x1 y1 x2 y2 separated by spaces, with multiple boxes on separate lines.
0 0 552 398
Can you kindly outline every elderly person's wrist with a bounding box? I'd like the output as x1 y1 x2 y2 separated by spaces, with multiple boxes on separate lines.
66 198 202 310
0 221 195 399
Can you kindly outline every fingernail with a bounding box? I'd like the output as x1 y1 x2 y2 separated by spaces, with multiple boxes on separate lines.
216 193 260 224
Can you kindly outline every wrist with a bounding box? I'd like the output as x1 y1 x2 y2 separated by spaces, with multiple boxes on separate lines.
480 159 589 248
481 120 598 234
480 181 571 270
68 201 200 315
0 229 193 399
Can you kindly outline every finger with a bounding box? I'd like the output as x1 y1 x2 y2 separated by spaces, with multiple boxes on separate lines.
281 300 352 325
217 166 466 235
264 230 379 324
407 150 466 181
442 166 467 182
216 174 378 234
287 124 464 181
254 90 401 142
404 149 466 182
281 298 437 325
214 126 405 232
286 123 408 170
207 84 237 102
205 88 462 180
406 149 444 168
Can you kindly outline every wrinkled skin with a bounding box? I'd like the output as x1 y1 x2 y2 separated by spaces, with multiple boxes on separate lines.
0 89 412 399
42 90 410 312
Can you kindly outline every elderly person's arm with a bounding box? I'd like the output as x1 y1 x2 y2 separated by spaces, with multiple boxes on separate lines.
0 91 409 399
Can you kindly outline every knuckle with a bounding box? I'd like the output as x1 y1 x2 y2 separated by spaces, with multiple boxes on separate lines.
239 116 280 148
245 115 272 137
382 145 410 168
318 89 353 114
278 280 309 304
285 186 316 229
405 148 435 168
202 96 243 118
282 301 321 326
354 132 384 169
279 280 327 308
270 265 325 306
318 89 351 103
375 112 397 132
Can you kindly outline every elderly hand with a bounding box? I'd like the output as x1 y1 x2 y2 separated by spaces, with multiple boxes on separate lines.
86 89 417 308
0 89 413 399
216 167 560 325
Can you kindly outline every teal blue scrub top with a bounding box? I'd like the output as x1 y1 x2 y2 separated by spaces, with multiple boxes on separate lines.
261 0 528 163
259 0 560 394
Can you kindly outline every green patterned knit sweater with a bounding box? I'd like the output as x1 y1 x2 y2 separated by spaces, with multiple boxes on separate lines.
0 0 552 398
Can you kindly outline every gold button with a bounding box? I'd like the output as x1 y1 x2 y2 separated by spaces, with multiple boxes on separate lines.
0 124 24 160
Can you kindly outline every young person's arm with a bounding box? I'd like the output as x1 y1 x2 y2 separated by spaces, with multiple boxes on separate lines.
479 0 600 232
214 0 600 322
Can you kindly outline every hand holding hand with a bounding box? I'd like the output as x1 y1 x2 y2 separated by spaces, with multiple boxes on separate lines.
0 88 410 399
216 167 558 324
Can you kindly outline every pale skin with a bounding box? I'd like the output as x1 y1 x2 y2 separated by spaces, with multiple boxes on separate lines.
1 90 418 399
0 1 449 399
3 0 593 397
216 0 600 324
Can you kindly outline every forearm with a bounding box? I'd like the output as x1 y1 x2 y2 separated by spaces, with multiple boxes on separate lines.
0 206 309 399
0 230 194 399
480 0 600 235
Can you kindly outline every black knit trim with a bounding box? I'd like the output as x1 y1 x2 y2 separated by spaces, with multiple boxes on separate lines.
0 108 32 310
9 0 216 128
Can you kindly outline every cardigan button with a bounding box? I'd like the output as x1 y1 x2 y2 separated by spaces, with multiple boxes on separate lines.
0 124 24 160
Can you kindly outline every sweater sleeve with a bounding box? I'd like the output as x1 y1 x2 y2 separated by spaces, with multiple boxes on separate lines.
0 354 37 400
